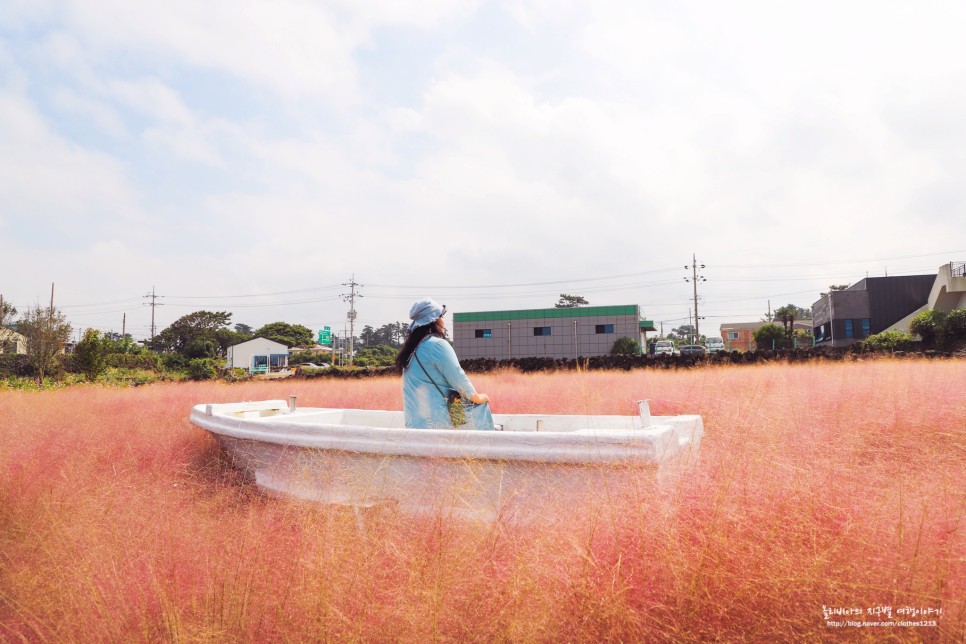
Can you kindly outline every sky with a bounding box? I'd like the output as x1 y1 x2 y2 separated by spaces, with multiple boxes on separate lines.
2 0 965 342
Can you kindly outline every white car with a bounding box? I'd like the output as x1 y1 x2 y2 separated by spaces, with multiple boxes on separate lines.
300 362 330 369
654 340 675 356
705 337 725 353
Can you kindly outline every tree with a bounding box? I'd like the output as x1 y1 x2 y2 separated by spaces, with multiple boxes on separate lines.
0 296 16 328
234 323 254 335
74 328 109 382
610 337 641 355
185 337 220 359
252 322 314 348
773 303 811 321
554 294 589 309
104 333 145 355
214 328 253 353
148 311 232 355
18 304 72 384
753 323 787 350
819 285 849 299
360 325 377 348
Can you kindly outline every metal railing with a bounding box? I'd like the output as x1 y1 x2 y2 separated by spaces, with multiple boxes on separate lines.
951 261 966 278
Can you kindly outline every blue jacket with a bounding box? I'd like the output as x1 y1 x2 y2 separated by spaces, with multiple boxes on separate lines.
402 336 492 429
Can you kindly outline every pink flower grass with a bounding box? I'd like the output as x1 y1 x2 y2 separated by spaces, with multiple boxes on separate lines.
0 359 963 641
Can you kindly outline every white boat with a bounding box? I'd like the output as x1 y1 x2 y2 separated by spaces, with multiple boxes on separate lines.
189 399 704 523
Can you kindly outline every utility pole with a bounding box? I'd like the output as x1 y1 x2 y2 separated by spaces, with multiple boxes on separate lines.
143 287 164 339
684 255 706 340
341 275 363 365
122 313 126 338
49 283 55 321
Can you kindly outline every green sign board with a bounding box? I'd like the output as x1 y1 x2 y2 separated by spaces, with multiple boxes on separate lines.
318 326 332 346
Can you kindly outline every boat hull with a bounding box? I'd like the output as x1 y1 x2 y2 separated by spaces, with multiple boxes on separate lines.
190 400 703 523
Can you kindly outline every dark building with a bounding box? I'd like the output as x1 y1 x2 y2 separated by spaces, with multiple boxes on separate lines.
811 275 935 348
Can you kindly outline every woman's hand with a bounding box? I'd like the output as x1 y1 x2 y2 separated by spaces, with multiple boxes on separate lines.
468 392 490 405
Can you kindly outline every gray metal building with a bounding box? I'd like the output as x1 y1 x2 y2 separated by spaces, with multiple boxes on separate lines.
453 305 655 360
811 274 935 348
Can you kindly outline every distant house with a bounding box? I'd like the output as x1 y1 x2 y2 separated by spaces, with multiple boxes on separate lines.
226 337 290 373
0 328 26 355
718 320 813 352
811 274 936 348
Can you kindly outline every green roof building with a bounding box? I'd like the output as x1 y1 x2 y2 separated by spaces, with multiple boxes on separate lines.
453 305 656 360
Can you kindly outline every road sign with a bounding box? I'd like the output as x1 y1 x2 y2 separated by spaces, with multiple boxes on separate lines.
318 326 332 346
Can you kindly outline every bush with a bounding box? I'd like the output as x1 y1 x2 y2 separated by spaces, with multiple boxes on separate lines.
187 358 219 381
752 323 788 350
74 329 109 382
861 330 917 352
223 367 250 383
910 308 966 350
944 309 966 347
160 353 189 371
910 309 947 348
0 354 32 378
610 337 642 355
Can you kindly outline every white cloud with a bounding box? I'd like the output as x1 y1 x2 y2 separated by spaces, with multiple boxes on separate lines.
0 90 140 227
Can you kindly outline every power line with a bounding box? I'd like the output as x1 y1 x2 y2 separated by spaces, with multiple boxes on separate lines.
716 249 965 269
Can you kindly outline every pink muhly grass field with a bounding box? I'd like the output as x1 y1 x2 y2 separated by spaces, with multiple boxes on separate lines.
0 359 963 641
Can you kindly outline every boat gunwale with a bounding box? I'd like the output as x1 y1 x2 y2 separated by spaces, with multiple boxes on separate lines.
190 404 702 465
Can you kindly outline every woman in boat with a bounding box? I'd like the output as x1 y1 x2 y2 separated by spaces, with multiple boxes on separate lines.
396 297 494 430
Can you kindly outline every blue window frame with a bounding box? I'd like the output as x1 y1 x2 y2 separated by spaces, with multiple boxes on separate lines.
844 320 854 338
533 326 552 336
474 329 492 338
861 319 870 338
595 324 614 334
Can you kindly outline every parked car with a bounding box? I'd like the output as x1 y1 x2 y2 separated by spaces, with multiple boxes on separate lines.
705 337 725 352
299 362 330 369
653 340 675 356
678 344 708 356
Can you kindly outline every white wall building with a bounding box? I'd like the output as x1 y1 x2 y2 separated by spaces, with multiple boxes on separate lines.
0 328 26 354
227 337 290 372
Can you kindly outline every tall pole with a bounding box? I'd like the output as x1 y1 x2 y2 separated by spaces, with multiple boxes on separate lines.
144 287 163 339
684 255 705 340
573 320 578 359
122 313 126 338
341 275 363 366
49 283 55 321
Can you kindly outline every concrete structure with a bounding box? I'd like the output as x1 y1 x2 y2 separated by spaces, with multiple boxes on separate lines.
0 328 26 354
453 305 656 360
886 261 966 333
811 274 936 348
227 337 290 372
718 320 812 352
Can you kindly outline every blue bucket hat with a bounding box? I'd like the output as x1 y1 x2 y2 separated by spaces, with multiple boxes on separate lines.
408 297 446 333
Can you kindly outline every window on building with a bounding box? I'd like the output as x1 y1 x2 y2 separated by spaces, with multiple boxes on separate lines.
727 332 739 340
861 319 870 338
595 324 614 334
844 319 854 338
533 326 552 336
474 329 492 338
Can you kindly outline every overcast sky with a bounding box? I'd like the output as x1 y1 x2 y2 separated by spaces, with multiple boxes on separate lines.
3 0 964 341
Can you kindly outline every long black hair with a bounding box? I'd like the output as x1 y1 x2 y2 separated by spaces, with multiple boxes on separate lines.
395 319 445 372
